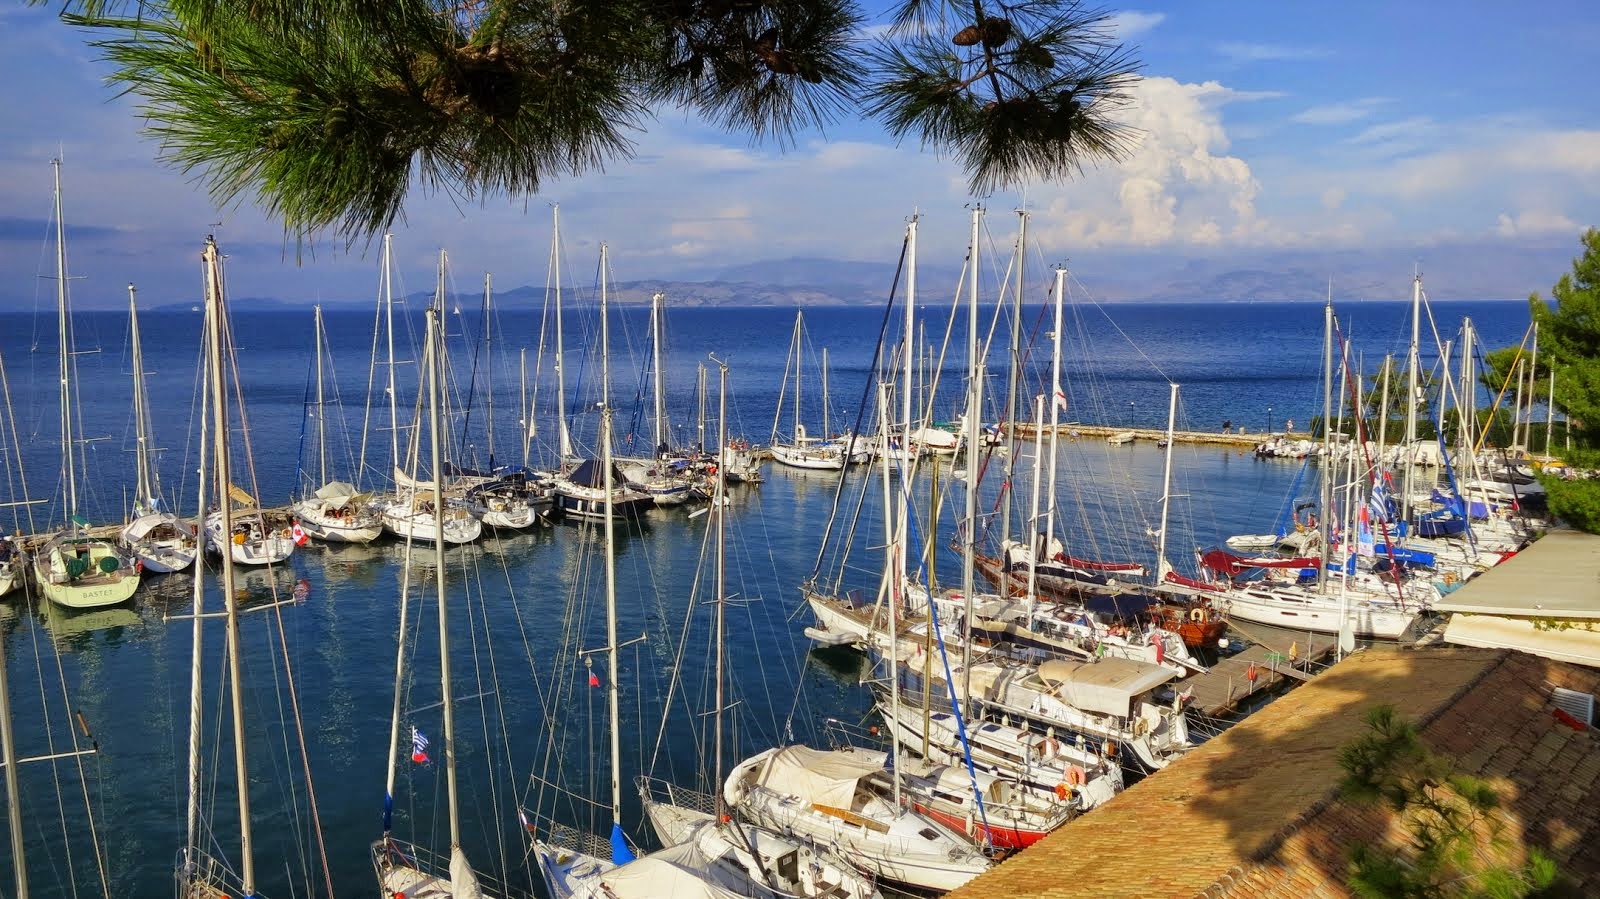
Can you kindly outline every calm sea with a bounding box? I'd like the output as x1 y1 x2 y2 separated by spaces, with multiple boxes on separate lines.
0 297 1530 897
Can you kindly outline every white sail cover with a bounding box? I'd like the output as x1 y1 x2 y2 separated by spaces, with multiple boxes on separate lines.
754 746 883 809
1035 658 1176 717
449 846 485 899
599 842 743 899
394 466 437 492
313 480 366 504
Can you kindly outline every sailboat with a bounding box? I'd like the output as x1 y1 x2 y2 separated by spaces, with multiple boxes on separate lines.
32 160 141 608
293 305 384 543
616 292 703 506
378 252 483 545
178 233 301 899
552 244 651 520
118 284 199 573
768 313 868 471
457 272 553 529
372 303 501 898
0 531 18 598
635 359 879 899
198 240 296 568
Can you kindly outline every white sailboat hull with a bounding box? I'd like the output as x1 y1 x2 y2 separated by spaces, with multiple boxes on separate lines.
205 513 295 566
293 500 384 543
1220 587 1418 639
769 444 847 470
120 512 198 573
33 535 141 608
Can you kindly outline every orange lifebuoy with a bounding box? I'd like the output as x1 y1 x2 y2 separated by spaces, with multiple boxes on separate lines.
1066 765 1087 786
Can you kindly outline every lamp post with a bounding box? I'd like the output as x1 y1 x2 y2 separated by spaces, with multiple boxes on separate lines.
1128 400 1135 426
1266 405 1273 434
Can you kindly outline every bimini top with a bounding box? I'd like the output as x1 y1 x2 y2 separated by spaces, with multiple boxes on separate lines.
565 459 633 489
751 745 884 809
598 841 745 899
1032 657 1176 716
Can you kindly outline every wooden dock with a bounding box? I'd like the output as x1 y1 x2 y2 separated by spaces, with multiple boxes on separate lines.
1005 422 1311 449
1186 630 1334 717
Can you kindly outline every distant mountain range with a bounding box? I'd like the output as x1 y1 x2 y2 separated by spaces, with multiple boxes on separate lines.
139 238 1576 310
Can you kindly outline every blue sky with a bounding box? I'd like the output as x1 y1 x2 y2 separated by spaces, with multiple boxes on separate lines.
0 1 1596 307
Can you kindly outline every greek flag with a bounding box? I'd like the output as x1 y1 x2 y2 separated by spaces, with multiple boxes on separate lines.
1368 485 1391 523
411 727 430 764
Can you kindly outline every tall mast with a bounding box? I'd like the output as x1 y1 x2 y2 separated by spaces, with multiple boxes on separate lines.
1377 354 1392 462
1025 395 1044 600
821 348 831 442
597 244 626 852
712 359 730 815
1043 267 1065 550
998 210 1026 597
1401 271 1421 522
314 304 328 486
696 364 708 454
182 313 211 881
793 313 803 441
903 214 918 464
1546 368 1557 456
483 273 497 468
383 234 401 482
519 348 532 467
424 306 466 852
1459 322 1474 471
1155 383 1179 581
129 284 156 514
600 244 611 451
877 380 902 808
652 293 666 454
205 237 256 895
1317 298 1334 592
553 207 571 462
960 206 983 703
53 160 77 523
1523 322 1539 451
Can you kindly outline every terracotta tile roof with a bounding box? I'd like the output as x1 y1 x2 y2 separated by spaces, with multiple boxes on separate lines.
945 647 1600 899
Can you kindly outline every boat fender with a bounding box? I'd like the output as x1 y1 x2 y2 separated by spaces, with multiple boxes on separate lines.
1054 781 1071 800
1066 765 1087 786
1189 607 1205 623
1046 736 1060 757
1103 740 1117 758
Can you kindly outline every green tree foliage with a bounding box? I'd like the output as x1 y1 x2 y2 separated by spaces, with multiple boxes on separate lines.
1539 476 1600 534
1484 229 1600 448
50 0 1139 242
1338 704 1562 899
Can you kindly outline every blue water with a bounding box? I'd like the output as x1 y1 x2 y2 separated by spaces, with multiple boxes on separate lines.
0 297 1530 897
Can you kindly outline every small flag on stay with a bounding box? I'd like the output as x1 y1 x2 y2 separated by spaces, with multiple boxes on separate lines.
588 671 601 688
411 727 430 764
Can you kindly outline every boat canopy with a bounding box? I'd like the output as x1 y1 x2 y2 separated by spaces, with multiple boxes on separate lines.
753 746 883 808
599 841 744 899
1033 658 1175 716
313 480 368 505
393 466 437 492
123 512 195 540
566 458 633 488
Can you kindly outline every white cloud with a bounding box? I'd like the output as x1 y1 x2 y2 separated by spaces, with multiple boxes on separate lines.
1290 98 1389 126
1027 77 1272 249
1495 210 1579 237
1107 11 1166 38
1217 42 1332 63
1321 187 1346 210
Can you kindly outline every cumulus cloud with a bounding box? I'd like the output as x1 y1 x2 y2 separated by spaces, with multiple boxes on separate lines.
1291 98 1389 126
1495 210 1579 237
1217 42 1332 63
1107 11 1165 37
1027 77 1271 249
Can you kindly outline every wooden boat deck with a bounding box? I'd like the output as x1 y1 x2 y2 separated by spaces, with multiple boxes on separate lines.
1184 631 1334 717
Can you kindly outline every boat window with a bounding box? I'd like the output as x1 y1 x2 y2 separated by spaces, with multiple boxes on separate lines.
918 828 941 841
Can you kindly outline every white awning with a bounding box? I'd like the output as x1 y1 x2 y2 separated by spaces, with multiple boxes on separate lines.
754 745 884 809
1036 657 1175 716
599 843 745 898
